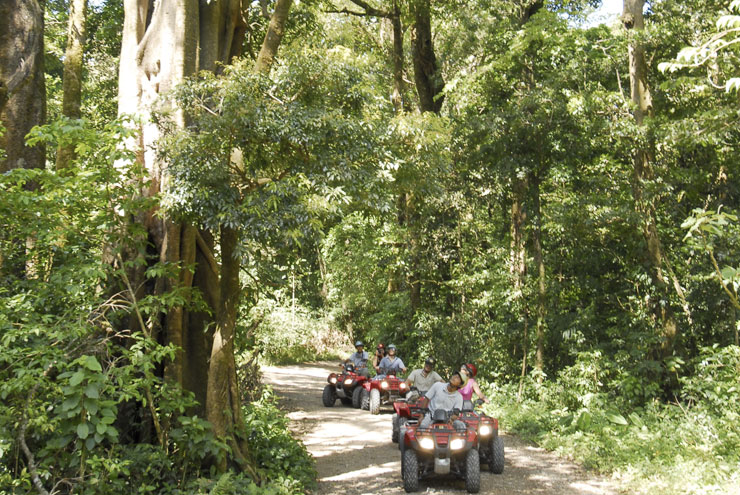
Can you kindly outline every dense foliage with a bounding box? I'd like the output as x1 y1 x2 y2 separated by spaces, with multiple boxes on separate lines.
2 0 740 493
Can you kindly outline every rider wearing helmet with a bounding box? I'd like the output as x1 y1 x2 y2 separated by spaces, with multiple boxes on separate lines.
458 362 489 403
377 344 407 377
343 341 369 377
420 370 468 431
405 357 443 399
372 343 386 373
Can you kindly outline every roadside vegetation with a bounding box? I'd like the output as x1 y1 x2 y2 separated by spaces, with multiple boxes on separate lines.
2 0 740 494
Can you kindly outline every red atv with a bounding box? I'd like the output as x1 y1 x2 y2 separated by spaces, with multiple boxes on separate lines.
322 362 370 408
399 409 480 493
459 399 504 474
391 391 428 443
361 368 409 414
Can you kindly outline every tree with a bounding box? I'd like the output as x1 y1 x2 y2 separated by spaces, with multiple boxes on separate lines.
117 0 294 474
622 0 678 357
56 0 88 170
0 0 46 172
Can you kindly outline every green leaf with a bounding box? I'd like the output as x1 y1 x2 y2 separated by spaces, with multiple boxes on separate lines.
84 383 100 399
720 266 738 281
69 370 85 386
96 422 108 435
83 398 99 415
726 78 740 93
81 355 102 372
62 395 80 412
606 412 628 425
77 422 90 439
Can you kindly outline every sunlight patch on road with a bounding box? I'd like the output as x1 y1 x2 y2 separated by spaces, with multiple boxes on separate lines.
569 481 614 494
321 461 398 481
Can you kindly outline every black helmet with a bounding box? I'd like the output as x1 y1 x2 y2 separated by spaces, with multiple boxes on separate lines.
355 340 364 347
424 357 436 367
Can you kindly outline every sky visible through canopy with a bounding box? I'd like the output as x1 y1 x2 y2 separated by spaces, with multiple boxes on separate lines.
588 0 623 24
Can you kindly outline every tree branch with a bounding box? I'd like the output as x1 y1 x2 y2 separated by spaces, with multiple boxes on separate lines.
18 365 53 495
326 0 393 19
196 229 220 276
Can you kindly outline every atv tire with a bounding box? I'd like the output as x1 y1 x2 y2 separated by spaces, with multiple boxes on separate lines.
465 448 481 493
392 415 407 443
490 435 504 474
361 389 370 410
369 388 381 415
352 386 363 408
322 384 336 407
402 449 419 493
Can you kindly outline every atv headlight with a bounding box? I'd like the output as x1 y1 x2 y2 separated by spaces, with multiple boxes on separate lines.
329 377 337 384
450 438 465 450
344 378 353 386
400 382 408 389
479 424 492 436
419 437 434 450
381 381 389 389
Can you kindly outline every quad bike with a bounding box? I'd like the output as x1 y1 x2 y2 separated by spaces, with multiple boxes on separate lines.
399 409 480 493
322 362 370 408
391 390 428 444
458 399 504 474
360 368 409 414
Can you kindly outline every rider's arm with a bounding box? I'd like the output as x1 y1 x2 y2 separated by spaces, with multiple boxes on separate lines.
405 369 417 388
472 379 490 403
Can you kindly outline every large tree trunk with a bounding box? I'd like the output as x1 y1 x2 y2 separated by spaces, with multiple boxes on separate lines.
254 0 292 74
511 176 529 400
117 0 228 458
205 225 257 476
390 0 406 113
531 172 546 380
118 0 294 473
622 0 678 356
0 0 46 172
56 0 87 170
403 0 445 317
410 0 444 113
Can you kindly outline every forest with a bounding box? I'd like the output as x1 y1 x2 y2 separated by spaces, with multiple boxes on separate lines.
1 0 739 493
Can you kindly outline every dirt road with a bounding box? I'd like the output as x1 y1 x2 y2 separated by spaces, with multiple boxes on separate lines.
262 362 621 495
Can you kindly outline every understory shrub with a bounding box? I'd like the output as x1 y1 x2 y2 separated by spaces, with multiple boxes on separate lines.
485 345 740 495
248 299 349 364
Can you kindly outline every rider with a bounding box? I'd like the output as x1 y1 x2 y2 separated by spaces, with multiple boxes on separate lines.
459 363 489 403
420 370 468 431
377 344 407 377
372 343 386 373
343 341 370 377
405 357 443 400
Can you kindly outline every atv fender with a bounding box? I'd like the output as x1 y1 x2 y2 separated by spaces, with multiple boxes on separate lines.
394 401 411 417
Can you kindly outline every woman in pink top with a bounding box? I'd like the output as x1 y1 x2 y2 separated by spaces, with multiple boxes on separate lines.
459 363 490 403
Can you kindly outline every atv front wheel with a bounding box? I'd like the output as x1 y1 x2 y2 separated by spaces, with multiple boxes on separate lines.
391 414 399 443
490 435 504 474
402 449 419 492
322 384 336 407
369 388 381 415
465 448 480 493
352 386 363 408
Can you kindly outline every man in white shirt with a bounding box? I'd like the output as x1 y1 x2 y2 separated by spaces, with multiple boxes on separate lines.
420 371 468 431
405 357 443 399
